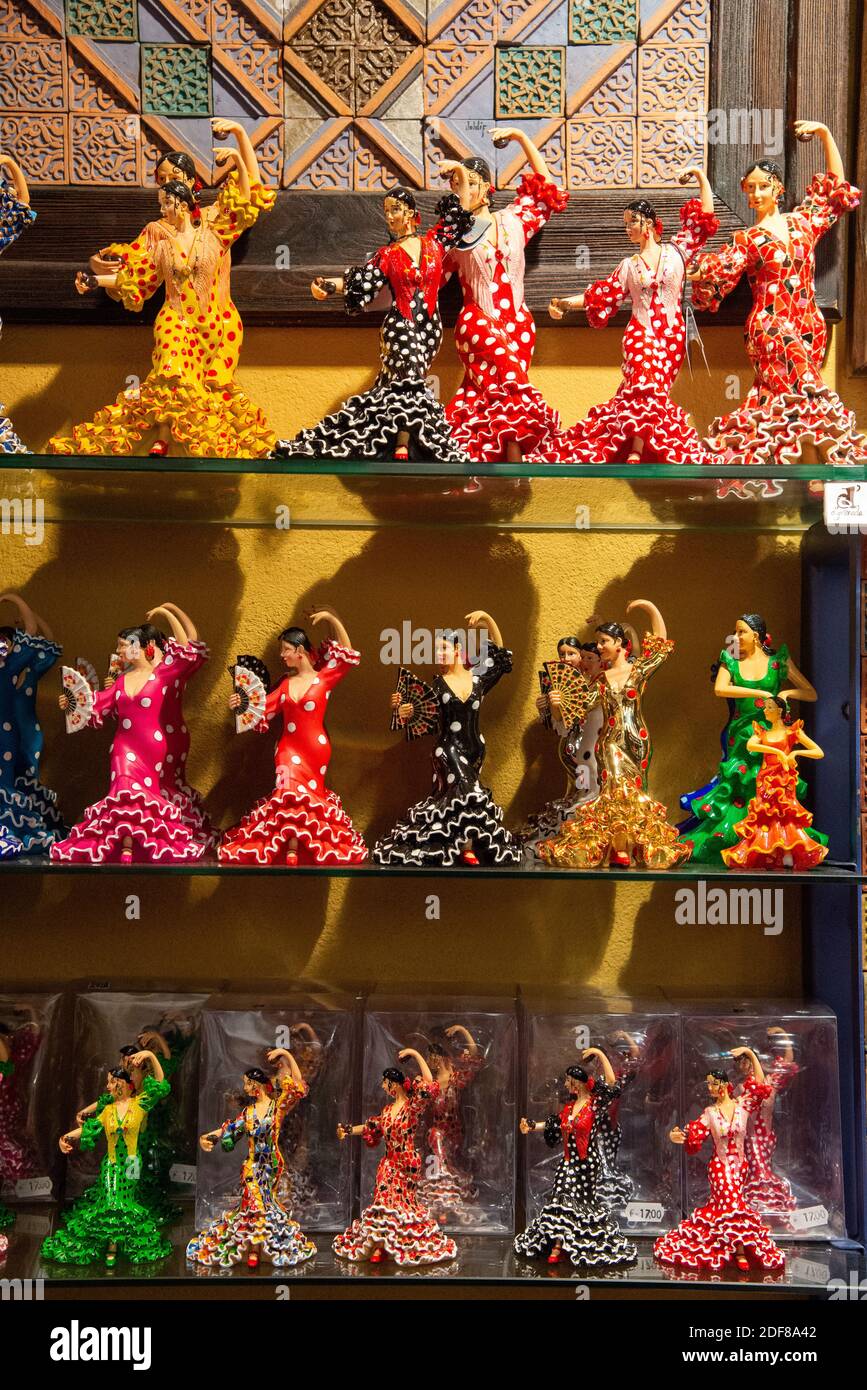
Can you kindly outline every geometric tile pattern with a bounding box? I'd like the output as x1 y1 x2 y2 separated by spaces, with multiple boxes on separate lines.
0 0 710 187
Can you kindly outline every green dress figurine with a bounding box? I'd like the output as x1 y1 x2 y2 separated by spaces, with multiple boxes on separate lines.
678 614 824 864
42 1053 171 1267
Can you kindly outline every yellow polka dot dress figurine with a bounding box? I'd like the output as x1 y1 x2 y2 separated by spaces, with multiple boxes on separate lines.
49 121 274 459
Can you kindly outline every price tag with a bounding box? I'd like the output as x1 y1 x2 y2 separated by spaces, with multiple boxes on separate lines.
624 1200 665 1225
15 1176 52 1199
789 1204 829 1232
788 1257 831 1286
11 1213 52 1238
169 1163 197 1187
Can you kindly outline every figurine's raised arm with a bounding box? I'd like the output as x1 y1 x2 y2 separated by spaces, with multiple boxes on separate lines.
583 1046 616 1086
626 599 666 641
397 1047 433 1083
794 119 845 181
466 609 503 648
307 604 352 651
489 128 560 190
730 1046 765 1086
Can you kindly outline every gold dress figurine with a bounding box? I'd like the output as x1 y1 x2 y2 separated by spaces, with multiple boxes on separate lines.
538 601 690 870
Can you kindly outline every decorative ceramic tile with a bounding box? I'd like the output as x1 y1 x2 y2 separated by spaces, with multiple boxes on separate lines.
68 40 140 111
427 0 496 46
290 119 354 187
567 115 635 188
141 44 212 116
499 0 568 45
499 117 565 187
0 38 65 109
640 0 710 43
566 43 636 116
65 0 136 41
636 114 704 185
0 0 62 39
70 111 139 181
212 0 283 44
355 116 424 186
424 43 492 116
638 40 706 115
569 0 638 44
140 115 214 183
0 111 68 180
213 44 283 118
495 45 565 118
214 114 283 185
423 113 499 185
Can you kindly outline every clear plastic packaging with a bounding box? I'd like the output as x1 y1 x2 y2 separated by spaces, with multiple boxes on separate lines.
194 989 357 1233
680 1000 846 1240
360 991 518 1234
0 990 69 1205
64 989 208 1203
521 993 682 1238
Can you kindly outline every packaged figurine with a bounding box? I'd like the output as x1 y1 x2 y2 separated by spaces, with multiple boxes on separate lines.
274 187 472 462
537 601 690 869
543 169 719 464
48 120 274 459
0 992 69 1219
0 593 66 855
374 611 521 866
0 151 36 454
439 130 569 462
680 1003 845 1240
361 993 517 1233
690 120 865 496
334 1046 458 1266
219 606 367 865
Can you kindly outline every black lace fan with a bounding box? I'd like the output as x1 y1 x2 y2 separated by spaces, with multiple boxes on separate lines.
390 666 439 740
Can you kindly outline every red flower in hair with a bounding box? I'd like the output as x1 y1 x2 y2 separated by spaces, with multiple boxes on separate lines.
727 1083 735 1098
586 1076 595 1091
403 1077 413 1093
654 217 664 238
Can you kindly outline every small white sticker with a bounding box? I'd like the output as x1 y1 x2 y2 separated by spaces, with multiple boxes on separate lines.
824 481 867 532
789 1203 830 1231
624 1200 665 1225
169 1163 197 1186
10 1213 52 1237
788 1256 831 1285
15 1175 52 1198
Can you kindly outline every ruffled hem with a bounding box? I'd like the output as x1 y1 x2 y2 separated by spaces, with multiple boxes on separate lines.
186 1207 316 1268
517 171 569 215
274 380 471 463
333 1203 457 1265
654 1207 785 1272
374 785 521 866
47 379 274 460
520 790 590 854
417 1170 479 1222
0 825 23 858
534 389 710 466
743 1173 797 1216
165 784 220 851
721 824 828 870
41 1203 171 1265
218 783 368 865
50 787 206 863
515 1203 637 1268
445 382 562 462
538 784 691 870
0 409 28 454
596 1169 635 1211
704 387 867 498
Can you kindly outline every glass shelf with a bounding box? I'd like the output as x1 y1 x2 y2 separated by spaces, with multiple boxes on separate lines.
1 856 860 883
0 458 860 532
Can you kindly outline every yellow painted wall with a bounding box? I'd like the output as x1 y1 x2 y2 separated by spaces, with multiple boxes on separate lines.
2 313 854 999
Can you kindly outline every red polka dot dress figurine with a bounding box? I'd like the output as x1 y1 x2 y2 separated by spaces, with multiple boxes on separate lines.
334 1049 458 1267
721 695 828 870
540 168 719 465
537 601 691 870
219 606 367 867
49 122 274 459
438 129 569 462
51 622 206 865
515 1052 637 1269
416 1027 484 1224
737 1029 799 1221
654 1050 786 1275
273 187 473 463
690 120 865 497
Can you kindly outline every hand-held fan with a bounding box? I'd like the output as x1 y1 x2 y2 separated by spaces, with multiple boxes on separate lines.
75 657 99 693
390 667 439 741
230 655 269 733
61 665 94 733
543 661 594 728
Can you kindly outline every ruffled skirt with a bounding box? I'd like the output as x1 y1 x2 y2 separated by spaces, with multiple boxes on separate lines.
186 1203 316 1269
538 782 691 869
218 784 367 865
274 378 470 464
333 1201 457 1266
654 1201 785 1272
515 1198 637 1268
50 787 206 863
445 380 562 462
374 783 521 866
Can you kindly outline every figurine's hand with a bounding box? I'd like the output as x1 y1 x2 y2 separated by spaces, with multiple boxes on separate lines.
229 691 242 710
444 1025 461 1037
396 1048 414 1062
390 691 402 709
535 694 549 712
310 277 336 301
336 1123 349 1142
548 297 567 321
213 146 238 170
729 1046 750 1059
59 1133 75 1154
677 165 703 185
464 610 487 628
581 1047 602 1062
397 701 414 722
549 691 562 710
488 126 522 145
58 692 72 713
767 1026 786 1036
794 120 827 142
199 1133 216 1153
669 1126 686 1145
307 608 334 625
74 1110 88 1126
436 159 464 178
75 270 97 295
519 1117 535 1135
211 118 241 139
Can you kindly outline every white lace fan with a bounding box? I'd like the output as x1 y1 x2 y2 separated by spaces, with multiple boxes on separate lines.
232 661 267 733
61 665 94 733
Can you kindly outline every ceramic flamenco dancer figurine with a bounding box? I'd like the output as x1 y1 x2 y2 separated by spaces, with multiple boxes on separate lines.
654 1049 785 1274
42 1052 171 1267
679 613 819 864
439 130 569 462
220 606 367 866
737 1028 799 1219
374 611 521 866
544 168 719 464
416 1026 483 1225
0 152 35 454
0 592 66 856
690 120 864 497
538 601 690 869
187 1049 316 1271
273 186 472 463
521 636 603 855
52 622 205 864
334 1048 457 1266
49 120 273 459
721 695 827 870
515 1052 638 1269
143 601 217 851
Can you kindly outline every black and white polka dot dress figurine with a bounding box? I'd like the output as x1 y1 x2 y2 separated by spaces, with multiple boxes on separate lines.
273 187 473 464
515 1053 638 1270
374 610 521 867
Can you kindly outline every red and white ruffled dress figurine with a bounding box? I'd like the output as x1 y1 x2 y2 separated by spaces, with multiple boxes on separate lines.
219 606 367 867
334 1050 458 1266
542 168 719 465
690 120 864 498
438 129 569 462
738 1029 799 1220
654 1048 785 1275
52 622 206 864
